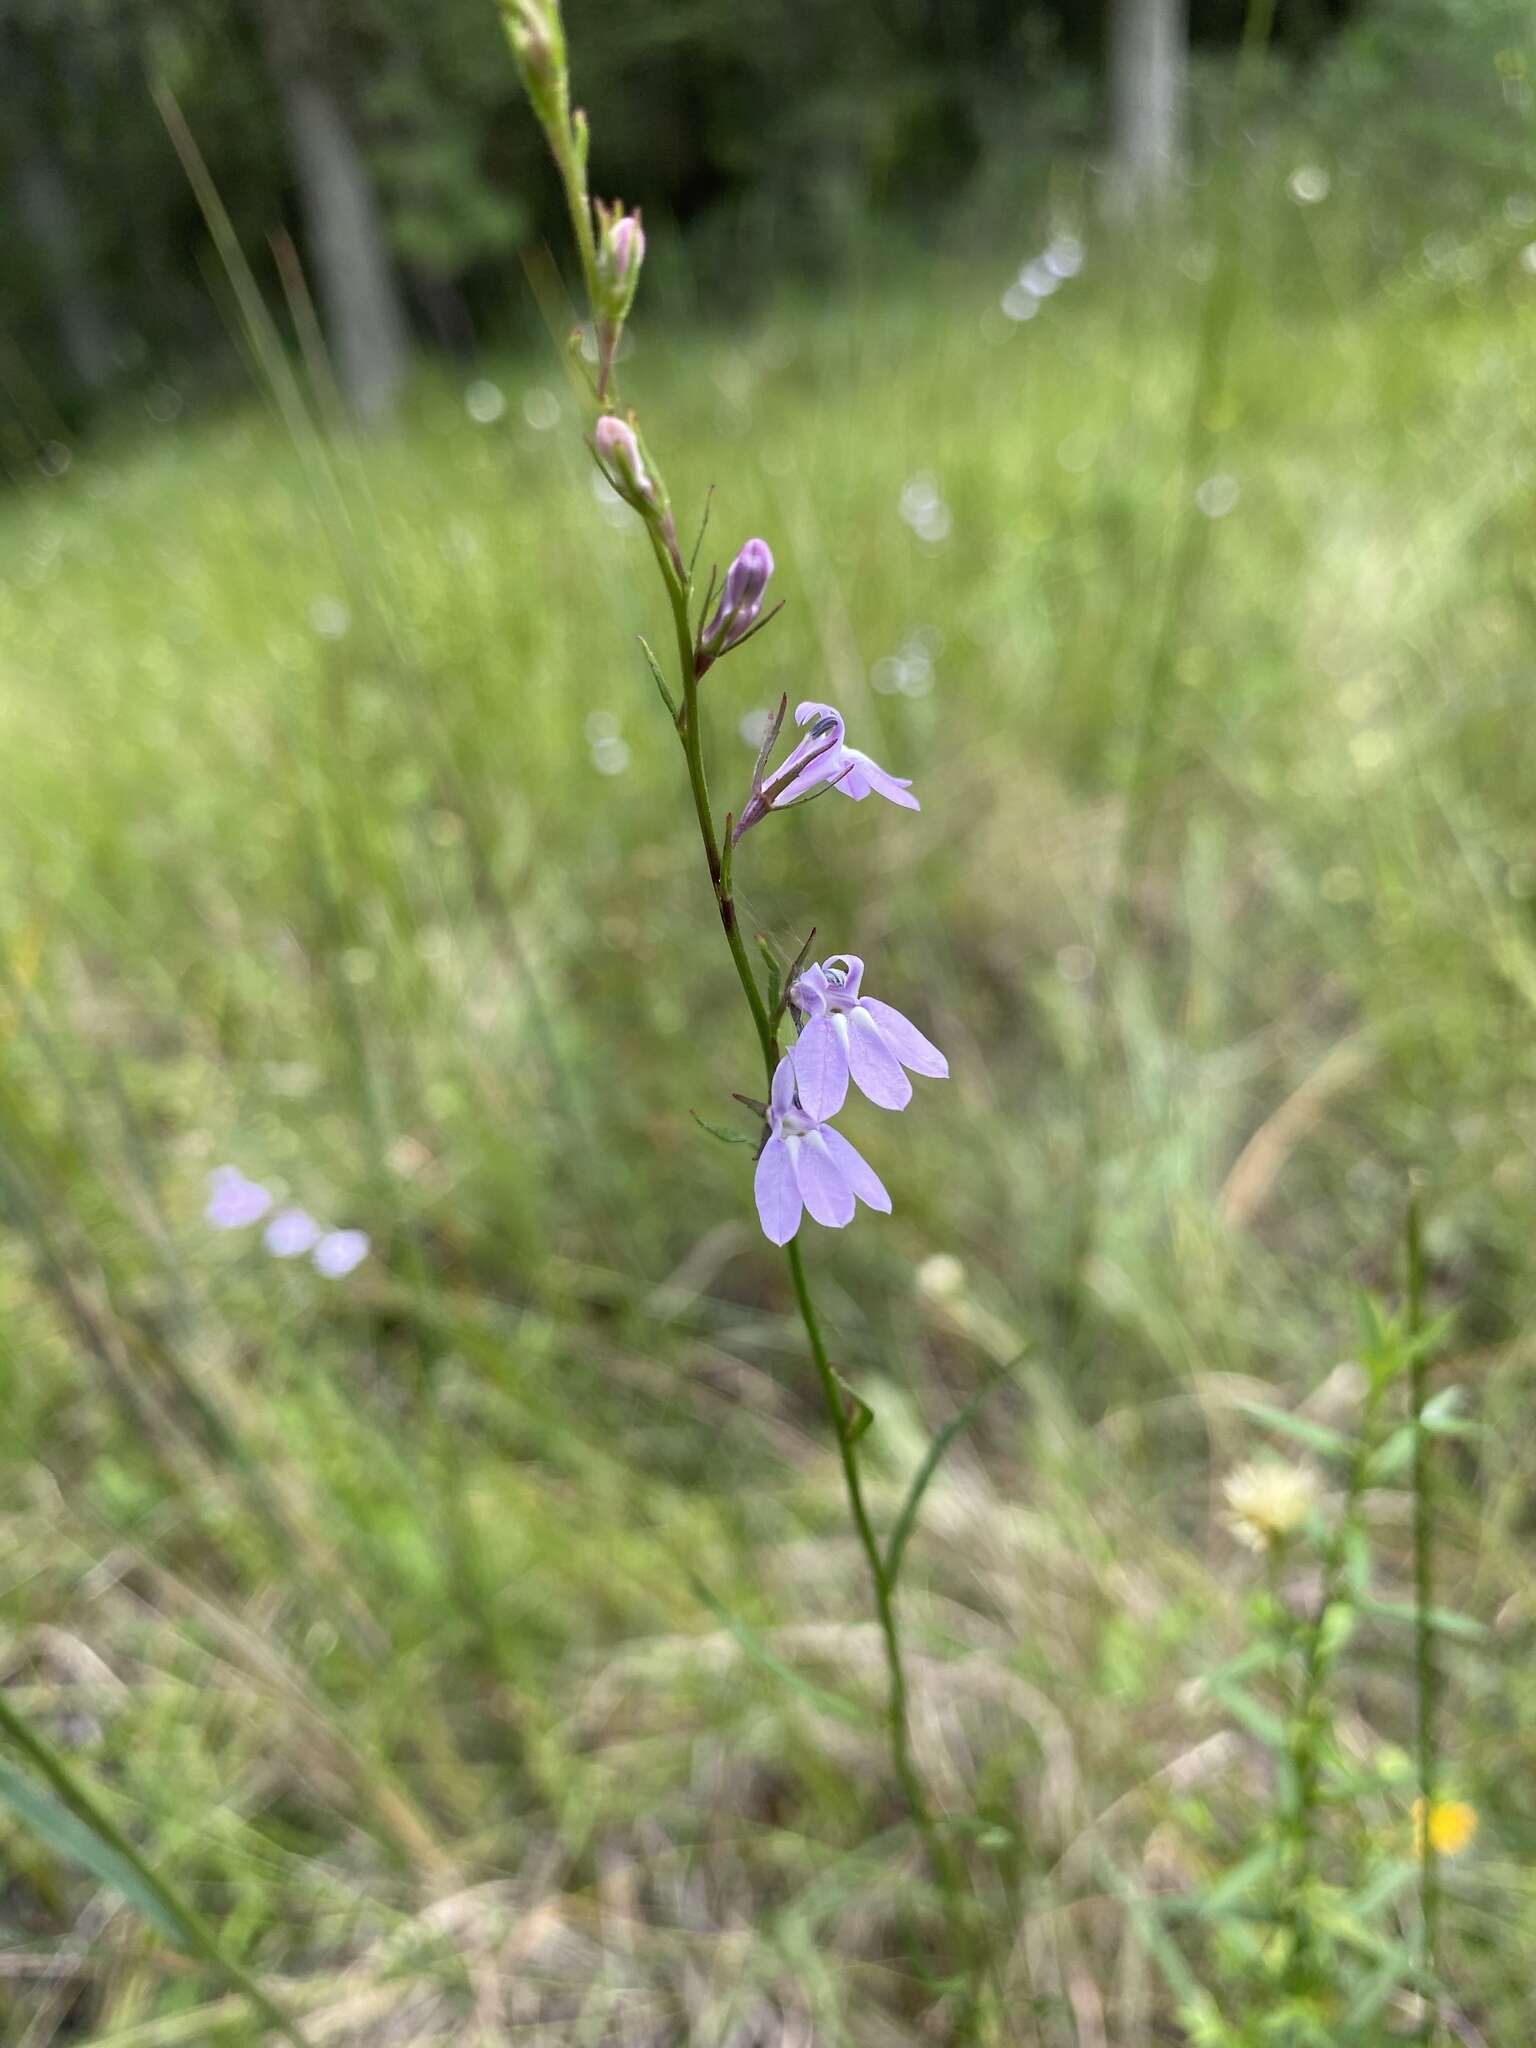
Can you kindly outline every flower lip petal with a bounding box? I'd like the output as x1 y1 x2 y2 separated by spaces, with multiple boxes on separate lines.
847 1007 913 1110
834 748 920 810
791 1130 856 1229
790 1013 849 1122
819 1127 891 1213
755 1134 803 1243
859 997 948 1079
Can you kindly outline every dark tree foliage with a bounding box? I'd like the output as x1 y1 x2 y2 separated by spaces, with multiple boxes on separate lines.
0 0 1383 434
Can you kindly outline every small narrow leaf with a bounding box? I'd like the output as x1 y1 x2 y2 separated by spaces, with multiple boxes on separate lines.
885 1358 1015 1588
0 1759 184 1944
1234 1400 1354 1460
831 1370 875 1445
637 635 677 719
1359 1599 1487 1641
687 1575 869 1725
1207 1679 1288 1750
689 1111 756 1147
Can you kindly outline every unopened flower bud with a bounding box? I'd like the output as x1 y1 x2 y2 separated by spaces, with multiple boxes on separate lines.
501 0 565 116
593 414 656 511
595 204 645 326
700 537 774 659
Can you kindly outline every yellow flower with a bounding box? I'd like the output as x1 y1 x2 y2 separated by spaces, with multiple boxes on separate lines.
1412 1798 1478 1858
1222 1459 1320 1552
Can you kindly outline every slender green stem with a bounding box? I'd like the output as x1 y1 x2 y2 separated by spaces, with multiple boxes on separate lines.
1281 1379 1386 1994
658 557 778 1080
1407 1188 1438 2032
0 1689 307 2045
505 17 975 2017
787 1245 934 1836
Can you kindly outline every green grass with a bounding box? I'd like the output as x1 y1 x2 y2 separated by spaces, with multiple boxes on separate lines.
3 173 1536 2042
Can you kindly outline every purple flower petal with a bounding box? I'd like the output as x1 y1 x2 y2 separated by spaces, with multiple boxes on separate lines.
264 1207 322 1258
823 954 865 1000
754 1134 802 1244
205 1166 272 1230
847 1007 913 1110
833 748 920 811
791 1014 849 1122
790 961 833 1018
861 997 949 1080
819 1128 891 1214
770 1053 798 1122
790 1131 856 1229
313 1229 370 1278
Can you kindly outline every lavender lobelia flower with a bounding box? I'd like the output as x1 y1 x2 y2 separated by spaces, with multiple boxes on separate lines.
733 699 919 843
264 1207 322 1258
313 1229 370 1278
754 1054 891 1245
698 538 774 665
205 1165 272 1229
771 701 919 811
789 955 948 1118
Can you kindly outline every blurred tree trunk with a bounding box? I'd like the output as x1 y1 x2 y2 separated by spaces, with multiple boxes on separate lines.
254 0 408 426
13 145 115 393
1106 0 1187 216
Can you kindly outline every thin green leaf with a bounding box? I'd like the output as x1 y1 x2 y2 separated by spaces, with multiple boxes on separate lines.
832 1370 875 1445
1234 1400 1354 1460
1420 1385 1482 1439
0 1758 184 1943
689 1110 756 1147
1199 1638 1285 1689
1368 1424 1416 1481
688 486 714 584
1359 1599 1487 1641
884 1358 1016 1588
1190 1841 1280 1918
687 1576 870 1726
637 635 677 719
1207 1679 1288 1750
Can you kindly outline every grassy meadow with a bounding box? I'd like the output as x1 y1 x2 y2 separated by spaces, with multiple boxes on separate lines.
4 160 1536 2042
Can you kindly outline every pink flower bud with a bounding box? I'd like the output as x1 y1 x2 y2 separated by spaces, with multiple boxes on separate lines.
593 414 655 509
700 537 775 658
594 203 645 332
609 214 643 284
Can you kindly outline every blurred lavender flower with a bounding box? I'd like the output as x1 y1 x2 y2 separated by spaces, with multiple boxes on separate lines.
789 955 948 1117
314 1230 370 1278
754 1055 890 1245
205 1166 271 1229
264 1208 322 1258
698 537 774 667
